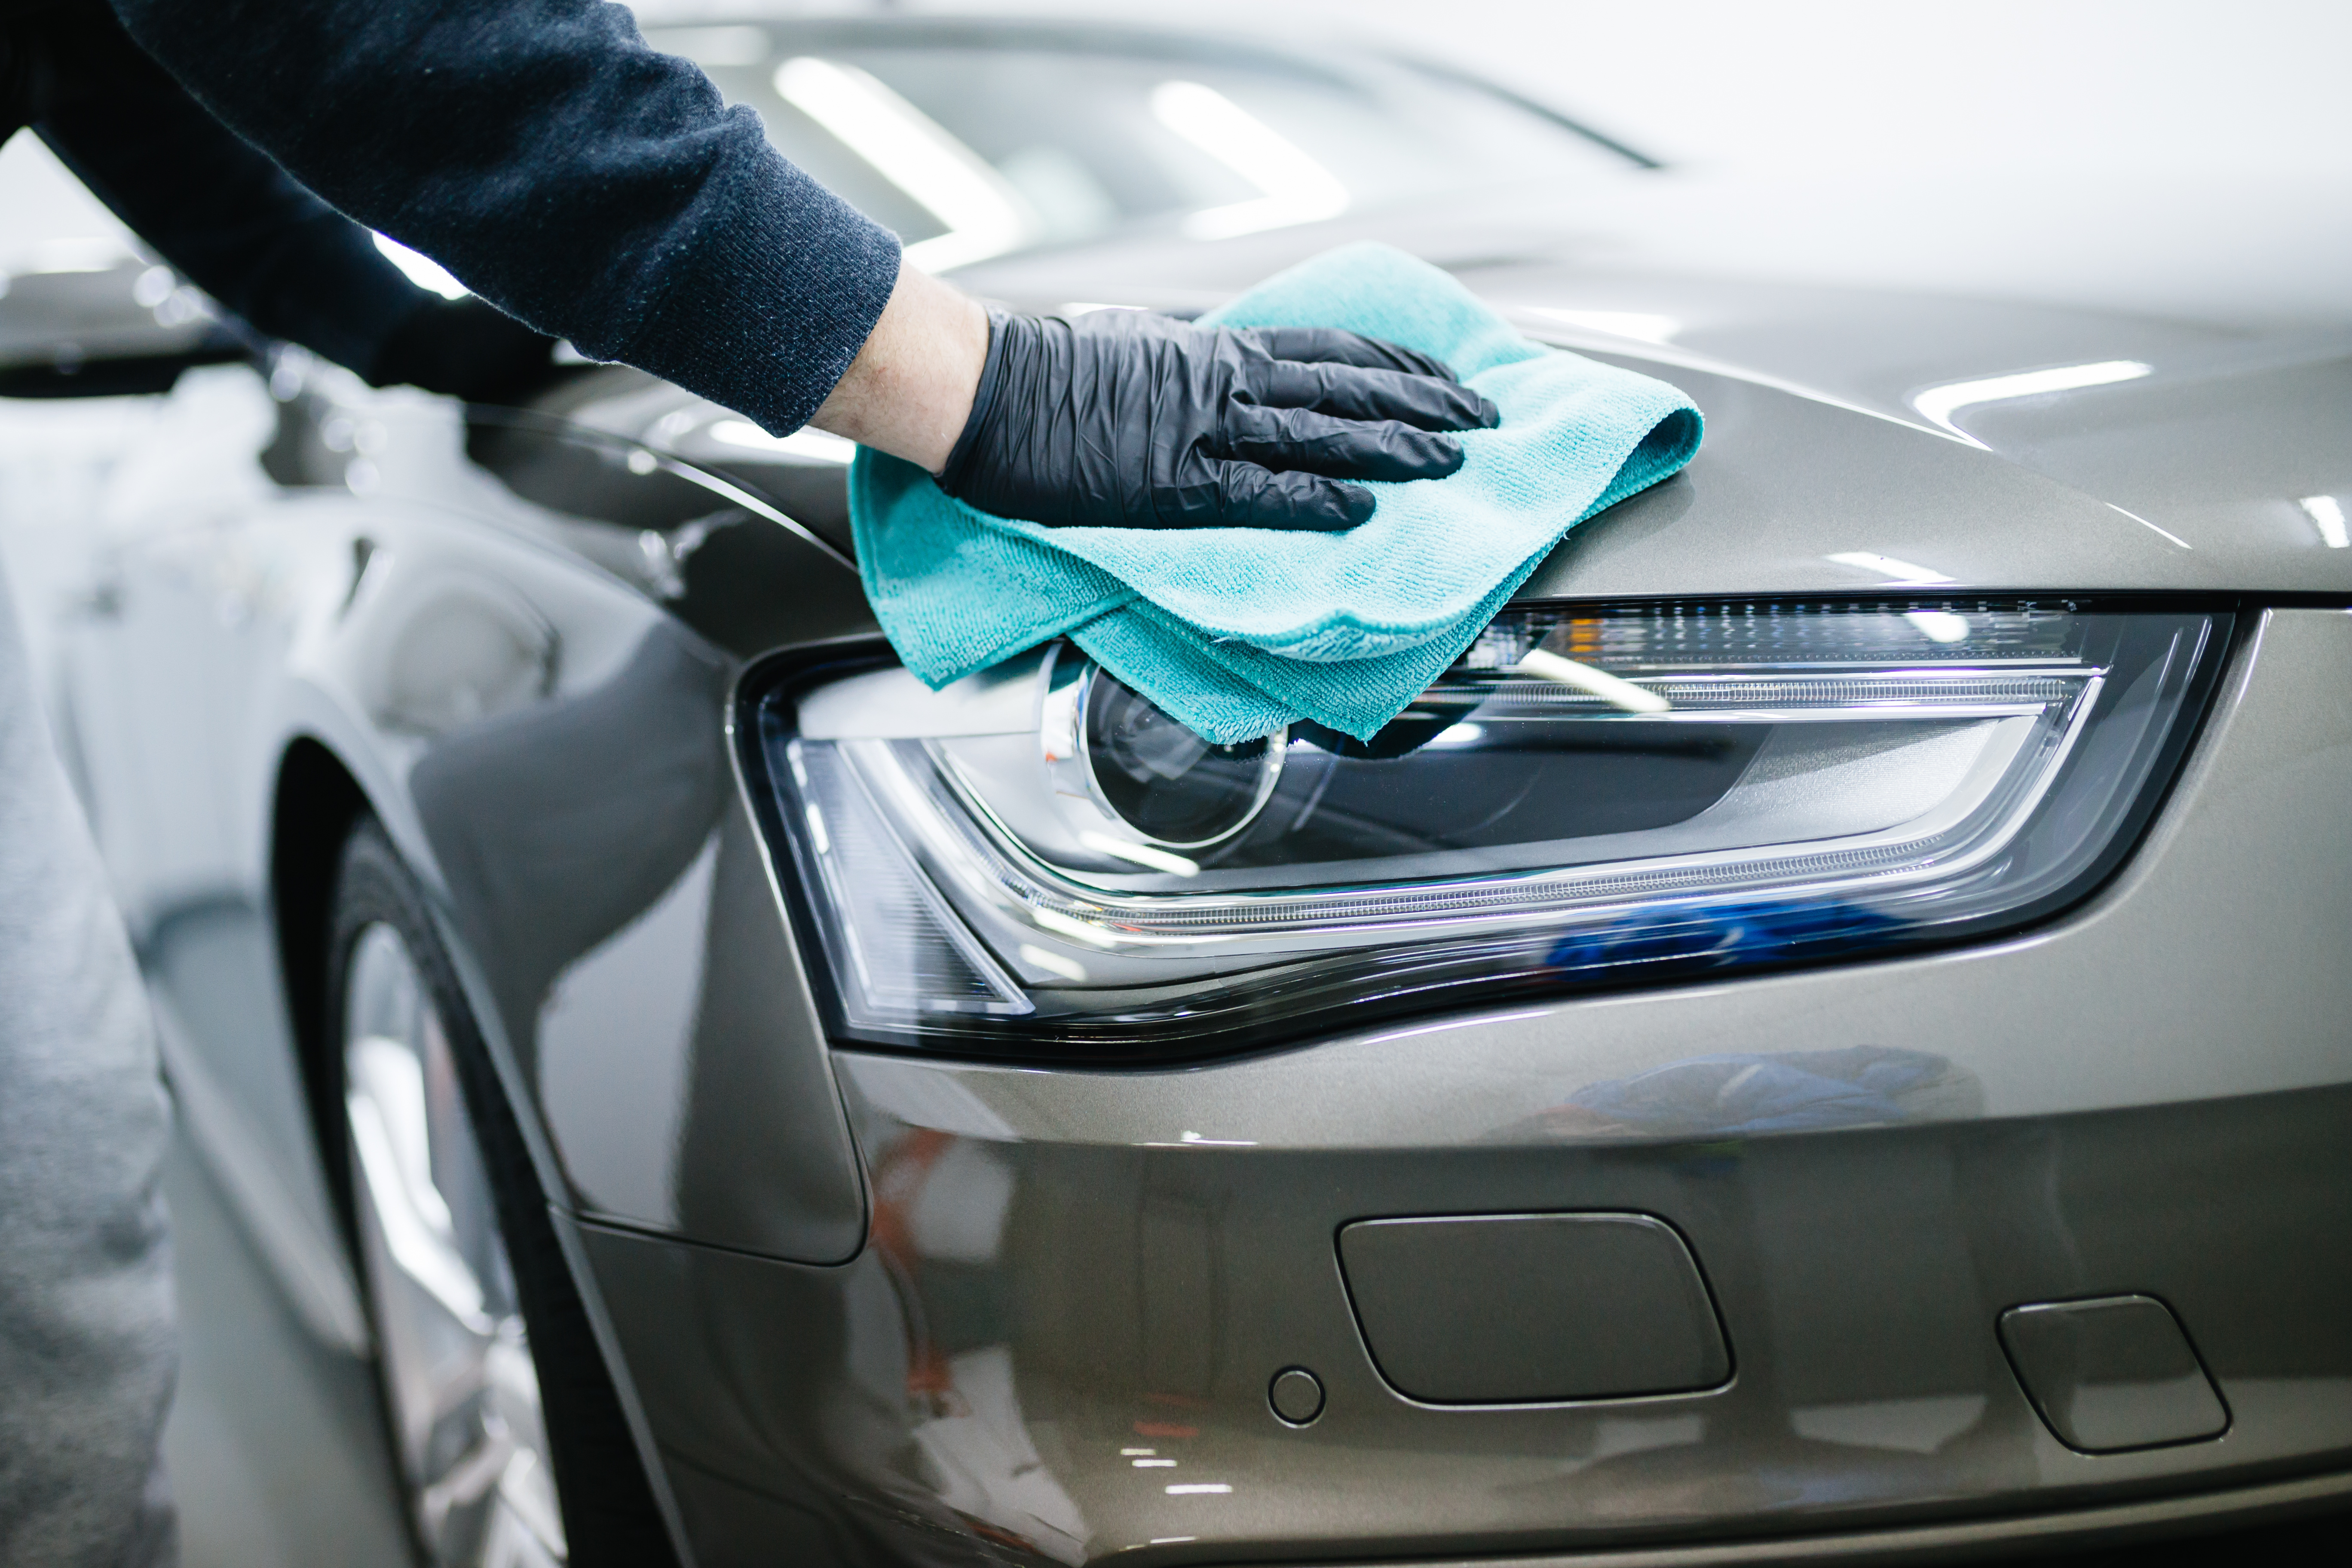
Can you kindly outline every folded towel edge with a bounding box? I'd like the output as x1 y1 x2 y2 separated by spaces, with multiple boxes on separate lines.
1080 403 1706 743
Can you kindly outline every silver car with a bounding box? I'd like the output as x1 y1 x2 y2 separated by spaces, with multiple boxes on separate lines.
8 11 2350 1567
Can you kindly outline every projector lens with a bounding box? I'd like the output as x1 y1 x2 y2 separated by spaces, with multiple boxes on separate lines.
1082 667 1283 847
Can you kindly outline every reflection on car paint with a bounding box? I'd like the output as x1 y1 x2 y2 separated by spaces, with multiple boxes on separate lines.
1540 897 1909 983
1506 1044 1983 1143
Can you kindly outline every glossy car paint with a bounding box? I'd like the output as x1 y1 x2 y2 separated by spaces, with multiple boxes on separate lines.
588 610 2352 1561
28 37 2352 1568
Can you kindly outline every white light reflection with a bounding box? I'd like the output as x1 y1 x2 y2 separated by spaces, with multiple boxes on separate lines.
1017 943 1088 984
1151 81 1348 240
1792 1394 1986 1454
1165 1483 1233 1495
775 57 1033 270
1828 556 1972 641
1525 308 1681 345
2301 495 2348 549
1825 551 1955 585
1550 1413 1706 1475
2105 503 2193 551
131 266 175 308
1030 906 1119 948
1903 610 1972 645
1076 830 1200 876
707 420 857 463
1178 1130 1254 1145
909 1345 1090 1558
1140 1129 1259 1148
373 233 468 299
1518 649 1671 714
7 237 132 274
1356 1009 1555 1050
1911 360 2151 449
1425 722 1485 747
642 25 769 67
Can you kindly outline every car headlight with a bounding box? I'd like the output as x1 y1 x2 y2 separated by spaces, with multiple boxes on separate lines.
742 600 2227 1058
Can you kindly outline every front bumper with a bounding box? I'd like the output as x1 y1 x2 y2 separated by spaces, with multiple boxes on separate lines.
579 609 2352 1565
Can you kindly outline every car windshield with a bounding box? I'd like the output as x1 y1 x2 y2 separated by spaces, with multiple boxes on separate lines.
646 20 1642 268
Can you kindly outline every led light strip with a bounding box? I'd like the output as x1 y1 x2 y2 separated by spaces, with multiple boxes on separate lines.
1463 671 2093 717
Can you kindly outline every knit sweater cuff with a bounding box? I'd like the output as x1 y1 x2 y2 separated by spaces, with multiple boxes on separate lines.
606 148 903 437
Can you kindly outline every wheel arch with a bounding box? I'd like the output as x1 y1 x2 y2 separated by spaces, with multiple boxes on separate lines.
268 734 371 1220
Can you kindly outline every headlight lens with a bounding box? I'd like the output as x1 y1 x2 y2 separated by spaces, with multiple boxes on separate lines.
747 600 2226 1058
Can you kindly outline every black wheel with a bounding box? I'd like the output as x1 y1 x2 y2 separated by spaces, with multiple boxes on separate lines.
325 820 677 1567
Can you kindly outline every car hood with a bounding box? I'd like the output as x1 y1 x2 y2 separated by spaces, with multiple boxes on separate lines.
953 174 2352 600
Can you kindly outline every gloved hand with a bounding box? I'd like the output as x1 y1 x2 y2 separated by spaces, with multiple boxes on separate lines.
937 308 1498 531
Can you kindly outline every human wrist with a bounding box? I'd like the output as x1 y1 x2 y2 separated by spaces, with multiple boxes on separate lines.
807 262 987 471
939 308 1017 490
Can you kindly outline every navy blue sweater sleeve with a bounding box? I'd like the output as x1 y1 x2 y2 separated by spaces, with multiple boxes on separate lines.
106 0 903 434
31 5 429 378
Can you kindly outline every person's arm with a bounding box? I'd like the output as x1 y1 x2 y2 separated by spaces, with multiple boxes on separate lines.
29 5 561 402
109 0 898 439
109 0 1493 528
28 4 417 375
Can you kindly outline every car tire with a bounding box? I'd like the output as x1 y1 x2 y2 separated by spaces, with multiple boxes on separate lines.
325 820 679 1568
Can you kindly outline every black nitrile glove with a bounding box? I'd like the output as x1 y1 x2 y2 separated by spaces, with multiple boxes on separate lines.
937 308 1499 531
368 294 572 407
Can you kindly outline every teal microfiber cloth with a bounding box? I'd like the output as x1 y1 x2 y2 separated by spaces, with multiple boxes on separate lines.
848 242 1702 743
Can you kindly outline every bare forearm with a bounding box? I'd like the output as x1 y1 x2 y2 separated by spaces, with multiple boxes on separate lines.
809 264 988 473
